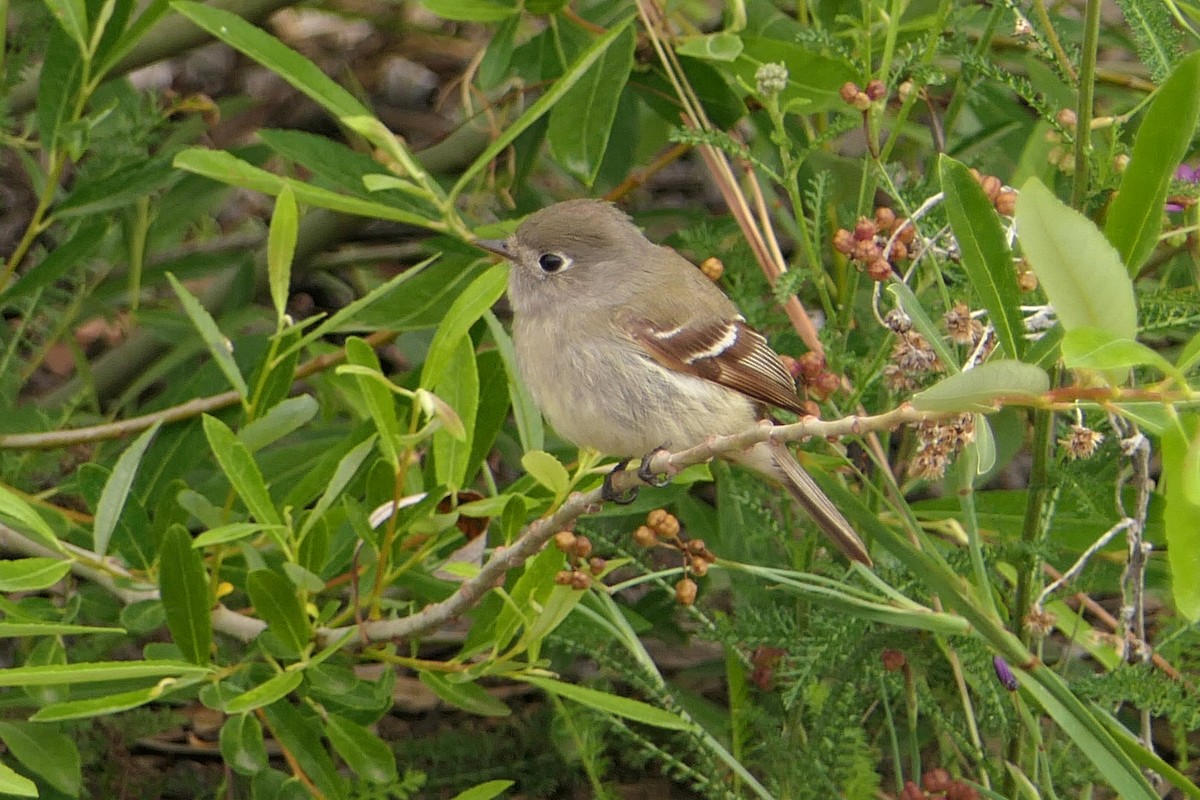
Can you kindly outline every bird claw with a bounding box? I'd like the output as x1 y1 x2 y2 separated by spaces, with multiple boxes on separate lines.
601 459 639 504
637 446 672 487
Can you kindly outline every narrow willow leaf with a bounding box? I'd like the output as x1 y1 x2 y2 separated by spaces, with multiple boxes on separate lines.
0 721 80 794
30 678 186 721
1105 50 1200 273
172 149 438 228
238 395 319 453
224 671 303 714
220 713 269 776
0 558 72 592
449 781 516 800
36 28 82 153
517 675 696 731
42 0 88 52
1163 420 1200 620
433 336 479 491
939 155 1025 359
911 362 1050 412
885 282 959 370
0 217 105 304
167 273 248 397
202 414 283 527
420 672 511 718
548 25 636 186
420 0 518 21
520 451 570 498
451 16 636 198
483 310 543 452
93 420 161 557
0 660 209 686
0 622 122 637
324 714 399 784
0 485 65 554
299 435 376 538
345 338 401 470
171 1 368 119
246 569 311 658
261 700 349 800
421 264 508 389
268 184 298 324
191 522 287 548
159 525 212 665
1016 668 1159 800
1016 179 1137 342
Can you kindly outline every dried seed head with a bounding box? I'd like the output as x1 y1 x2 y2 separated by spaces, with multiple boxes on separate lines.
1059 424 1104 460
1025 608 1056 635
944 302 982 345
1016 267 1038 292
884 308 912 334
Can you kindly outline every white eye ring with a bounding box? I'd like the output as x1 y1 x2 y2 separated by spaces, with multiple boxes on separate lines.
537 252 572 273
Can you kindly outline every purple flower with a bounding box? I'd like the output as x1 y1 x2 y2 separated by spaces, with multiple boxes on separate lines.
993 655 1018 691
1166 163 1199 212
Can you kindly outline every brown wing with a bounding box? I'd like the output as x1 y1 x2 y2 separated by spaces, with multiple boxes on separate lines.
626 315 806 414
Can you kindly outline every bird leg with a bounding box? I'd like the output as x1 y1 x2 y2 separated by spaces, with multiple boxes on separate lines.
637 446 673 487
601 459 639 504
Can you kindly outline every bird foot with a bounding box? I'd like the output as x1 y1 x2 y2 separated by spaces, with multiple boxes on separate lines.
601 459 639 504
637 446 673 487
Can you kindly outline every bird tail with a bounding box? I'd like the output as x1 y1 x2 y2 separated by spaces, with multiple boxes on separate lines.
765 439 872 566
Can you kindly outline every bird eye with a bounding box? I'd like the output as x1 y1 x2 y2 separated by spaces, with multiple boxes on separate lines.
538 252 570 273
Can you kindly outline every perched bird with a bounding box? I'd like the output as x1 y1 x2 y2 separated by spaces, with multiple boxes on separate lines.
477 199 870 565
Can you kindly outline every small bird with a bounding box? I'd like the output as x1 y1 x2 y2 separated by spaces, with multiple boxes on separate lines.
477 199 871 565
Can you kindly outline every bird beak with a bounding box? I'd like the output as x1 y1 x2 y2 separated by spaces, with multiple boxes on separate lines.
474 238 511 259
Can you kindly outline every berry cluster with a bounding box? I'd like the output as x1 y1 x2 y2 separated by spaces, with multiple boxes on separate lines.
552 531 606 590
899 769 979 800
833 207 915 282
966 167 1017 217
839 79 887 110
779 350 839 405
633 509 716 606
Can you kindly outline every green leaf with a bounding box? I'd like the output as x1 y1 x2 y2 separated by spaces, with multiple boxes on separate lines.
324 714 399 784
1016 179 1137 342
0 484 65 554
517 675 696 731
30 679 188 721
885 283 959 370
238 395 319 453
433 336 479 491
520 451 570 498
449 780 516 800
246 569 311 658
675 31 744 61
268 184 298 325
167 273 248 398
732 37 858 114
420 672 511 717
298 435 376 539
548 25 636 186
220 713 269 776
191 522 286 548
0 218 105 304
483 311 543 453
261 700 349 800
1163 419 1200 620
93 420 161 557
159 525 212 665
0 622 123 637
1017 667 1159 800
172 149 438 228
420 0 518 20
911 362 1050 412
36 28 83 152
171 2 367 120
55 156 178 217
202 414 283 527
0 761 36 797
939 155 1025 359
0 721 80 795
1061 327 1181 380
0 558 71 591
451 16 636 198
1105 50 1200 274
345 338 402 470
42 0 88 52
0 660 209 686
421 264 508 389
224 671 304 714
